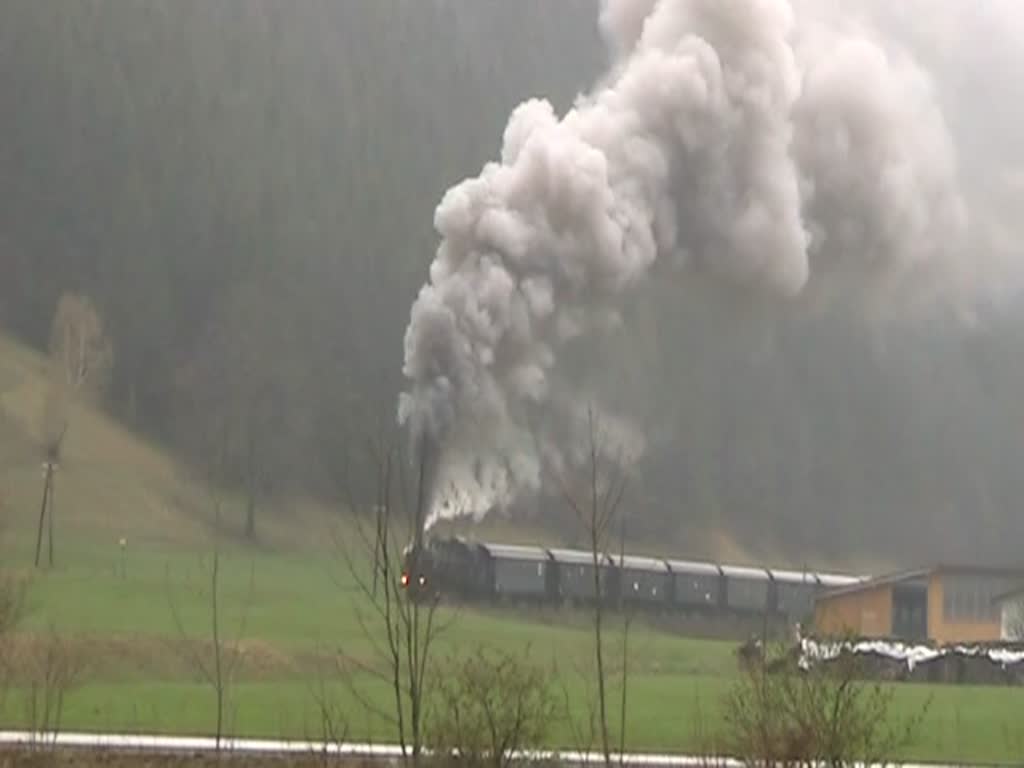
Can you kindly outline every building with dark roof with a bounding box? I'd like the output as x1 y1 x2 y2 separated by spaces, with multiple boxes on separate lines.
814 564 1024 644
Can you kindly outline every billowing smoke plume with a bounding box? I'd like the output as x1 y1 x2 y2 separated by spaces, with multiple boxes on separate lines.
399 0 979 524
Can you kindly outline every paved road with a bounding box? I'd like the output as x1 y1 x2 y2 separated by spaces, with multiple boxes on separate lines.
0 731 990 767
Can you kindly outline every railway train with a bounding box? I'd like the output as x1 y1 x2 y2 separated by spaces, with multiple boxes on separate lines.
401 536 864 623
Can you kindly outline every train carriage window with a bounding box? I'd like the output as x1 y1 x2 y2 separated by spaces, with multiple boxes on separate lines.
676 574 719 605
728 578 768 610
776 583 814 616
494 558 547 595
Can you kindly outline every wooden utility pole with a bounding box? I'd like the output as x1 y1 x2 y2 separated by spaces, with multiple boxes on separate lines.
47 463 56 566
34 460 57 568
34 424 65 568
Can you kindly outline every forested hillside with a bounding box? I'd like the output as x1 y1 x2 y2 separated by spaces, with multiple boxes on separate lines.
0 0 603 519
2 0 1023 567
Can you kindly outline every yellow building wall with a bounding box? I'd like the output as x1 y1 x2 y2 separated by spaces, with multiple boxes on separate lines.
815 585 892 638
927 573 942 641
928 573 1002 645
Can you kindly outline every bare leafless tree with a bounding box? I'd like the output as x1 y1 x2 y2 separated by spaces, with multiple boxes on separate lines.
335 429 452 767
167 546 254 752
167 436 254 753
723 639 929 767
303 646 351 767
426 645 557 768
558 404 628 768
555 653 600 760
48 292 113 399
174 281 296 542
33 292 112 568
21 626 87 749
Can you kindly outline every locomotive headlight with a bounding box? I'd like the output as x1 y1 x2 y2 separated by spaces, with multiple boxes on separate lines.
418 575 427 586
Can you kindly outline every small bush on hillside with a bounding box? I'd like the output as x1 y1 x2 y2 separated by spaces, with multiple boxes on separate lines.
426 646 557 768
723 641 928 767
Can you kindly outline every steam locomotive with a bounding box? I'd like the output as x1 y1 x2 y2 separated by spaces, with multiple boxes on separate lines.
401 535 862 622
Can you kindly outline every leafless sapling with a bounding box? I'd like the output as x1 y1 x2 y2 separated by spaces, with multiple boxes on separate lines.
723 638 930 767
558 404 628 768
335 429 452 767
21 626 87 750
426 645 557 768
303 643 351 767
167 439 255 753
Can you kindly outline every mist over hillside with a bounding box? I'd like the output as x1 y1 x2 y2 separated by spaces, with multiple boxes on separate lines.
2 0 1024 567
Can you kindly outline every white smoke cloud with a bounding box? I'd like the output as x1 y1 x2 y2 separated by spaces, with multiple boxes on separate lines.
400 0 1016 524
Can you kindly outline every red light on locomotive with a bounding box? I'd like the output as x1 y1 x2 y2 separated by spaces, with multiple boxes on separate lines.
400 572 410 587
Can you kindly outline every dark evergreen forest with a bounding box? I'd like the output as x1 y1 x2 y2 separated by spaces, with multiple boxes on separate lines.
2 1 1022 565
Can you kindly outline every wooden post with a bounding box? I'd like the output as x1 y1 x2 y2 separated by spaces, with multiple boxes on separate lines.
33 463 51 568
47 467 55 567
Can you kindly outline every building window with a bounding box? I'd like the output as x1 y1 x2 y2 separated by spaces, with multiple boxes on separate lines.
943 575 1016 623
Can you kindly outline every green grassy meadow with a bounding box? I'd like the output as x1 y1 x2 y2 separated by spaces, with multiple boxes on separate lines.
2 332 1023 764
0 538 1020 764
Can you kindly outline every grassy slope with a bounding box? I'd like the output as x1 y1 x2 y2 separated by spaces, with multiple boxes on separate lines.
4 543 1022 763
0 333 187 544
0 333 342 553
0 333 1021 763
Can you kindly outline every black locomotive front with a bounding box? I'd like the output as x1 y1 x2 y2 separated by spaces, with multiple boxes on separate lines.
400 536 490 601
399 541 435 600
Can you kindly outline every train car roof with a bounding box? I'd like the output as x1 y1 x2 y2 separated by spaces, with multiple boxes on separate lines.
610 554 670 572
665 559 721 576
477 542 551 562
769 568 818 585
815 572 863 588
719 564 771 581
547 547 612 566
